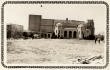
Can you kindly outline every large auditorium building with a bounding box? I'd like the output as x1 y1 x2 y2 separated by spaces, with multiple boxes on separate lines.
29 15 95 39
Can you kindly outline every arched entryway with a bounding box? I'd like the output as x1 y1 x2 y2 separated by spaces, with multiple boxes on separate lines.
64 31 67 38
73 31 77 38
44 34 47 38
48 34 50 38
69 31 72 38
82 32 84 39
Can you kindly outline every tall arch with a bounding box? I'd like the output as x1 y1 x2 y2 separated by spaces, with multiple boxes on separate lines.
69 31 72 38
73 31 77 38
64 31 67 38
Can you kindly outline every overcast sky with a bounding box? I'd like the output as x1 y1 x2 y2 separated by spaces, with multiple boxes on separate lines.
4 4 106 34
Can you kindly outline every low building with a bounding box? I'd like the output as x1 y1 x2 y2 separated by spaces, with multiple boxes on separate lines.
7 24 23 39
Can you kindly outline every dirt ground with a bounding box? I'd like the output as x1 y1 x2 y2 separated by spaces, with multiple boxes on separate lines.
7 39 105 64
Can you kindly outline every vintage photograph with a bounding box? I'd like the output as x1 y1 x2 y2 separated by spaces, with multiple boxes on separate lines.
4 3 106 65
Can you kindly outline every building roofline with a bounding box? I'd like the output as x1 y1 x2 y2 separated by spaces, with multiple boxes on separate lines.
42 18 54 20
7 23 23 26
29 14 42 16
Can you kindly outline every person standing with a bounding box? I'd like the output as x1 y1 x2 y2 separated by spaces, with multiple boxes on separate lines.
95 37 97 44
96 34 101 44
97 37 101 44
95 35 97 44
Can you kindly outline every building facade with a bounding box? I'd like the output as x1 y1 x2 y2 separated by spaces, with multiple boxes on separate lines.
29 15 95 39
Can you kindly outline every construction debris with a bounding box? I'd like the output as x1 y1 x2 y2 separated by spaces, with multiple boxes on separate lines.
76 55 103 64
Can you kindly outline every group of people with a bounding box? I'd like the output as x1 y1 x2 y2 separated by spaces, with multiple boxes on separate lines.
95 37 101 44
95 34 104 44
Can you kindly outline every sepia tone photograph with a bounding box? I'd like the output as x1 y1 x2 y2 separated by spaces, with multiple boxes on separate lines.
4 3 107 66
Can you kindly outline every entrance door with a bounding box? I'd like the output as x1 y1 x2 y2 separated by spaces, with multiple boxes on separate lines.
69 31 72 38
73 31 77 38
44 34 47 38
64 31 67 38
48 34 50 38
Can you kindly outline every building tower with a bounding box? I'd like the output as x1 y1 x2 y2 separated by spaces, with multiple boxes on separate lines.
29 15 42 33
54 23 63 38
87 20 95 36
78 24 84 39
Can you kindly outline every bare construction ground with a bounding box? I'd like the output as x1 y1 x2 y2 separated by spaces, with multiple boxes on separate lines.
7 39 105 64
